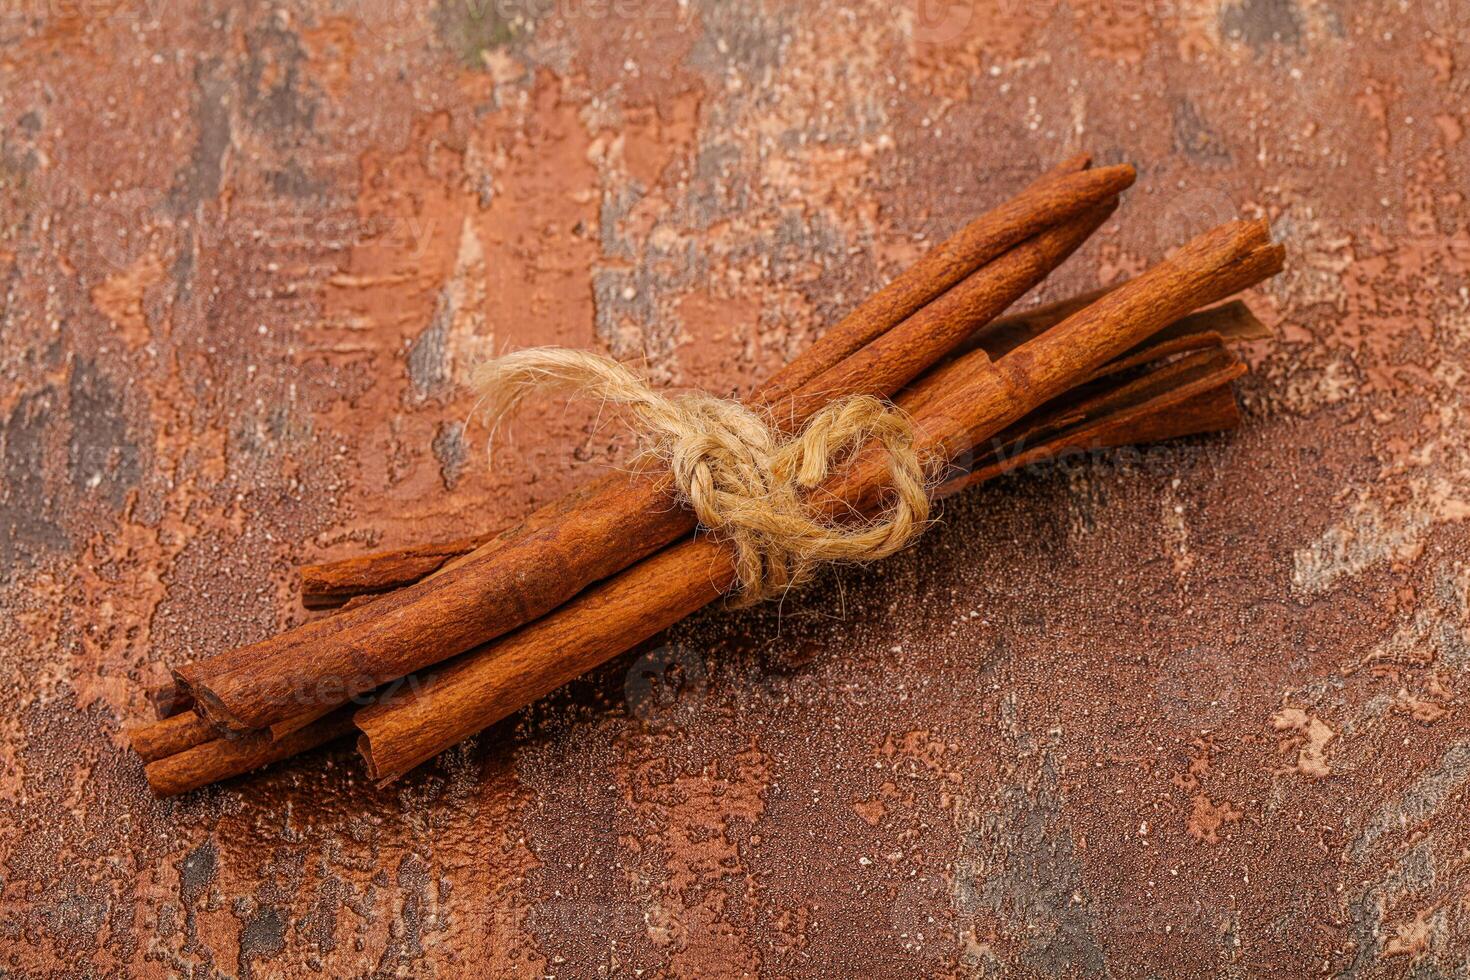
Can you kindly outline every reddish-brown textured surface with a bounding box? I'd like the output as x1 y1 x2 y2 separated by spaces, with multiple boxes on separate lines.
0 0 1466 975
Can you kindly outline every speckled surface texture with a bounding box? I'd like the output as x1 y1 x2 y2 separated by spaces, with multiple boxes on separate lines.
1 0 1467 975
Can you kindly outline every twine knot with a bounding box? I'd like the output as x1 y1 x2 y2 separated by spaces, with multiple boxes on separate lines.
473 348 932 603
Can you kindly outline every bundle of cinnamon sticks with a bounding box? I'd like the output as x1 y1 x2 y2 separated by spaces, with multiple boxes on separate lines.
128 154 1284 796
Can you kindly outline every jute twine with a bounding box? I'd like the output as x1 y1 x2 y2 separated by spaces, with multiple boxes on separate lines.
473 348 934 603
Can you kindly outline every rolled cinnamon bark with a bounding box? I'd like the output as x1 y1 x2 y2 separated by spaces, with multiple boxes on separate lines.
179 161 1135 734
127 711 218 764
301 538 486 608
941 343 1246 493
145 680 194 719
355 220 1284 783
142 711 357 797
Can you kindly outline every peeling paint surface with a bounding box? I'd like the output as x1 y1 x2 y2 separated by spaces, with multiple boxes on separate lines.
1 0 1468 975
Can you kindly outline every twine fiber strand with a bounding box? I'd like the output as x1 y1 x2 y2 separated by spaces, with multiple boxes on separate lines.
473 348 932 603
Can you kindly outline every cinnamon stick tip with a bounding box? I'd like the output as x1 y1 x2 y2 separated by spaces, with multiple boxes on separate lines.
356 732 392 787
123 725 154 756
1089 161 1137 193
169 663 197 692
1238 239 1287 284
182 681 254 737
1090 195 1121 222
1054 151 1092 173
145 679 192 719
1242 217 1280 245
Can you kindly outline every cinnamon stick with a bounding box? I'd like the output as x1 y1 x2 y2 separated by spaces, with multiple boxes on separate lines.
143 711 356 797
940 343 1246 493
129 593 390 755
301 537 486 608
146 679 194 719
952 285 1267 363
127 710 218 764
179 162 1135 734
296 294 1265 606
355 220 1284 783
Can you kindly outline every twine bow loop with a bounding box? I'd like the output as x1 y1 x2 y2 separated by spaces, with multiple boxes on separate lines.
473 348 932 603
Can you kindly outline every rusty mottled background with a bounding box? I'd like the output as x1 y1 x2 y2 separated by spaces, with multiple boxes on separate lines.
1 0 1468 976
